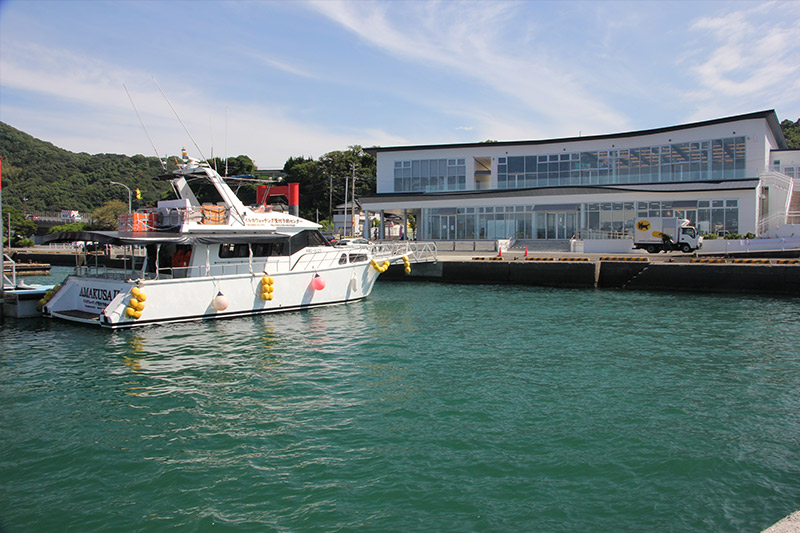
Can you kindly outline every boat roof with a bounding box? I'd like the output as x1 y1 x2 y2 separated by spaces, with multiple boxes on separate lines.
43 230 296 246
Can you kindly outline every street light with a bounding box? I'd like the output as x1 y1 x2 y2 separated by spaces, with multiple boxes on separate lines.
109 181 132 214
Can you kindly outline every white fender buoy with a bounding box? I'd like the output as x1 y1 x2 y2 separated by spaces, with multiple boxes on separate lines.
212 291 229 311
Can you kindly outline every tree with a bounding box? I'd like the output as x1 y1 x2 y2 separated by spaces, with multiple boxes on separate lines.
283 156 326 221
2 206 37 247
284 146 377 222
205 155 256 176
48 222 89 234
91 200 128 230
781 119 800 149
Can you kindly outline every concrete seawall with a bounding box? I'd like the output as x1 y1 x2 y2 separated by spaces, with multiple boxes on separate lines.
383 259 800 295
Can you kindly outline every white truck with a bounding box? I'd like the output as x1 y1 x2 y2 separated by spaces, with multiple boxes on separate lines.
633 217 702 253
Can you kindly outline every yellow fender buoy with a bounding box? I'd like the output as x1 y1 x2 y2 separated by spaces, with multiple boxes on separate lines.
260 274 275 300
126 287 146 319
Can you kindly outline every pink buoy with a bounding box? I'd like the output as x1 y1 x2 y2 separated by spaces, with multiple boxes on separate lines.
311 273 326 291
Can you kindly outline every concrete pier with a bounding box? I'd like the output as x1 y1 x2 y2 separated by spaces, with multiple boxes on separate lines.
762 510 800 533
383 252 800 295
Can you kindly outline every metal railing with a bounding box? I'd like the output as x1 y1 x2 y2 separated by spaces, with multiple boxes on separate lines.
757 211 800 235
373 241 438 263
575 229 632 240
3 253 18 288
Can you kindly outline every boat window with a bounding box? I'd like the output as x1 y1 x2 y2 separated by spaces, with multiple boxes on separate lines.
349 254 368 263
219 240 289 258
252 241 287 257
289 230 330 253
339 254 348 265
219 243 250 258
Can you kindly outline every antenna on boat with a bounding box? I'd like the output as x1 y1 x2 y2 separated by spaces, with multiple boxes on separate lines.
225 106 229 177
152 77 208 163
124 84 167 171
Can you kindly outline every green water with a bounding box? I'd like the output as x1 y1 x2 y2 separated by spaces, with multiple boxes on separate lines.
2 269 799 531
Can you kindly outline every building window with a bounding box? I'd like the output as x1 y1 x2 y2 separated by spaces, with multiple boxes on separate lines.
393 158 465 192
420 198 741 241
495 136 746 190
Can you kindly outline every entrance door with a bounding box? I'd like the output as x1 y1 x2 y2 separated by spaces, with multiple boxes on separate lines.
543 212 575 239
440 215 456 240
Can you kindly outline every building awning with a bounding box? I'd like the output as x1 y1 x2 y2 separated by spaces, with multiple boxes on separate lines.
43 231 290 246
360 179 761 209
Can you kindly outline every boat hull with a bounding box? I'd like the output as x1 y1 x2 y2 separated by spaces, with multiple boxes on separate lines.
44 263 382 328
3 285 55 318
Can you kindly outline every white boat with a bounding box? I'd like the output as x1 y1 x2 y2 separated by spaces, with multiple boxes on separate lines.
3 255 55 319
42 151 412 329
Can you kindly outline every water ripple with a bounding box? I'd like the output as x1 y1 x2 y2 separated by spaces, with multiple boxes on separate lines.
1 281 799 531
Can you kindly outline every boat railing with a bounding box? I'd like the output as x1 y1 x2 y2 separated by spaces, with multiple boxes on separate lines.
76 264 132 281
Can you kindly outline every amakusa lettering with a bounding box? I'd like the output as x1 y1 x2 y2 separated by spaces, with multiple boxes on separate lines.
79 286 121 302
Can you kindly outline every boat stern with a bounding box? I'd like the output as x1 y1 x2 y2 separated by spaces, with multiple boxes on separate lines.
43 276 133 326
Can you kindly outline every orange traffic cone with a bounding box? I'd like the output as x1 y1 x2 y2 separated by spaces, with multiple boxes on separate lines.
524 246 529 258
498 247 502 258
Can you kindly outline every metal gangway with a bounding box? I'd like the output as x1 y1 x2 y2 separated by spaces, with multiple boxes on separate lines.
373 241 438 264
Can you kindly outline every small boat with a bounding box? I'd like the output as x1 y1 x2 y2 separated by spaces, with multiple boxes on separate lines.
42 150 411 328
2 255 55 319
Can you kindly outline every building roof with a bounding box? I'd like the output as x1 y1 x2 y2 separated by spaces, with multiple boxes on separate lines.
366 110 787 154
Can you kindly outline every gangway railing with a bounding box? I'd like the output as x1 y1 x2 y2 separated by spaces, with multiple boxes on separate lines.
373 241 437 263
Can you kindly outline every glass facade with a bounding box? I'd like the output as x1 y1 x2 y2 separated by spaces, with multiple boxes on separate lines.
394 158 466 192
422 199 740 240
497 136 746 189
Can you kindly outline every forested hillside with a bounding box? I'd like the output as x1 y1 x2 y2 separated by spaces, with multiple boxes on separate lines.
0 122 176 213
781 118 800 149
0 121 376 225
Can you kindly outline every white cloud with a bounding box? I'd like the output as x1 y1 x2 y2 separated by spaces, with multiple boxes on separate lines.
306 0 631 137
683 2 800 120
0 38 403 166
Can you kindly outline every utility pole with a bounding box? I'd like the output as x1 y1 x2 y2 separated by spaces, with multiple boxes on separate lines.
343 170 349 238
351 162 357 238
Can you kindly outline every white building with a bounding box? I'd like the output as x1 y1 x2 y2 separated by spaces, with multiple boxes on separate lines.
361 110 799 244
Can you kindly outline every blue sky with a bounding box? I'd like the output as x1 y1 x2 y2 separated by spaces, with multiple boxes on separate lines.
1 0 798 169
